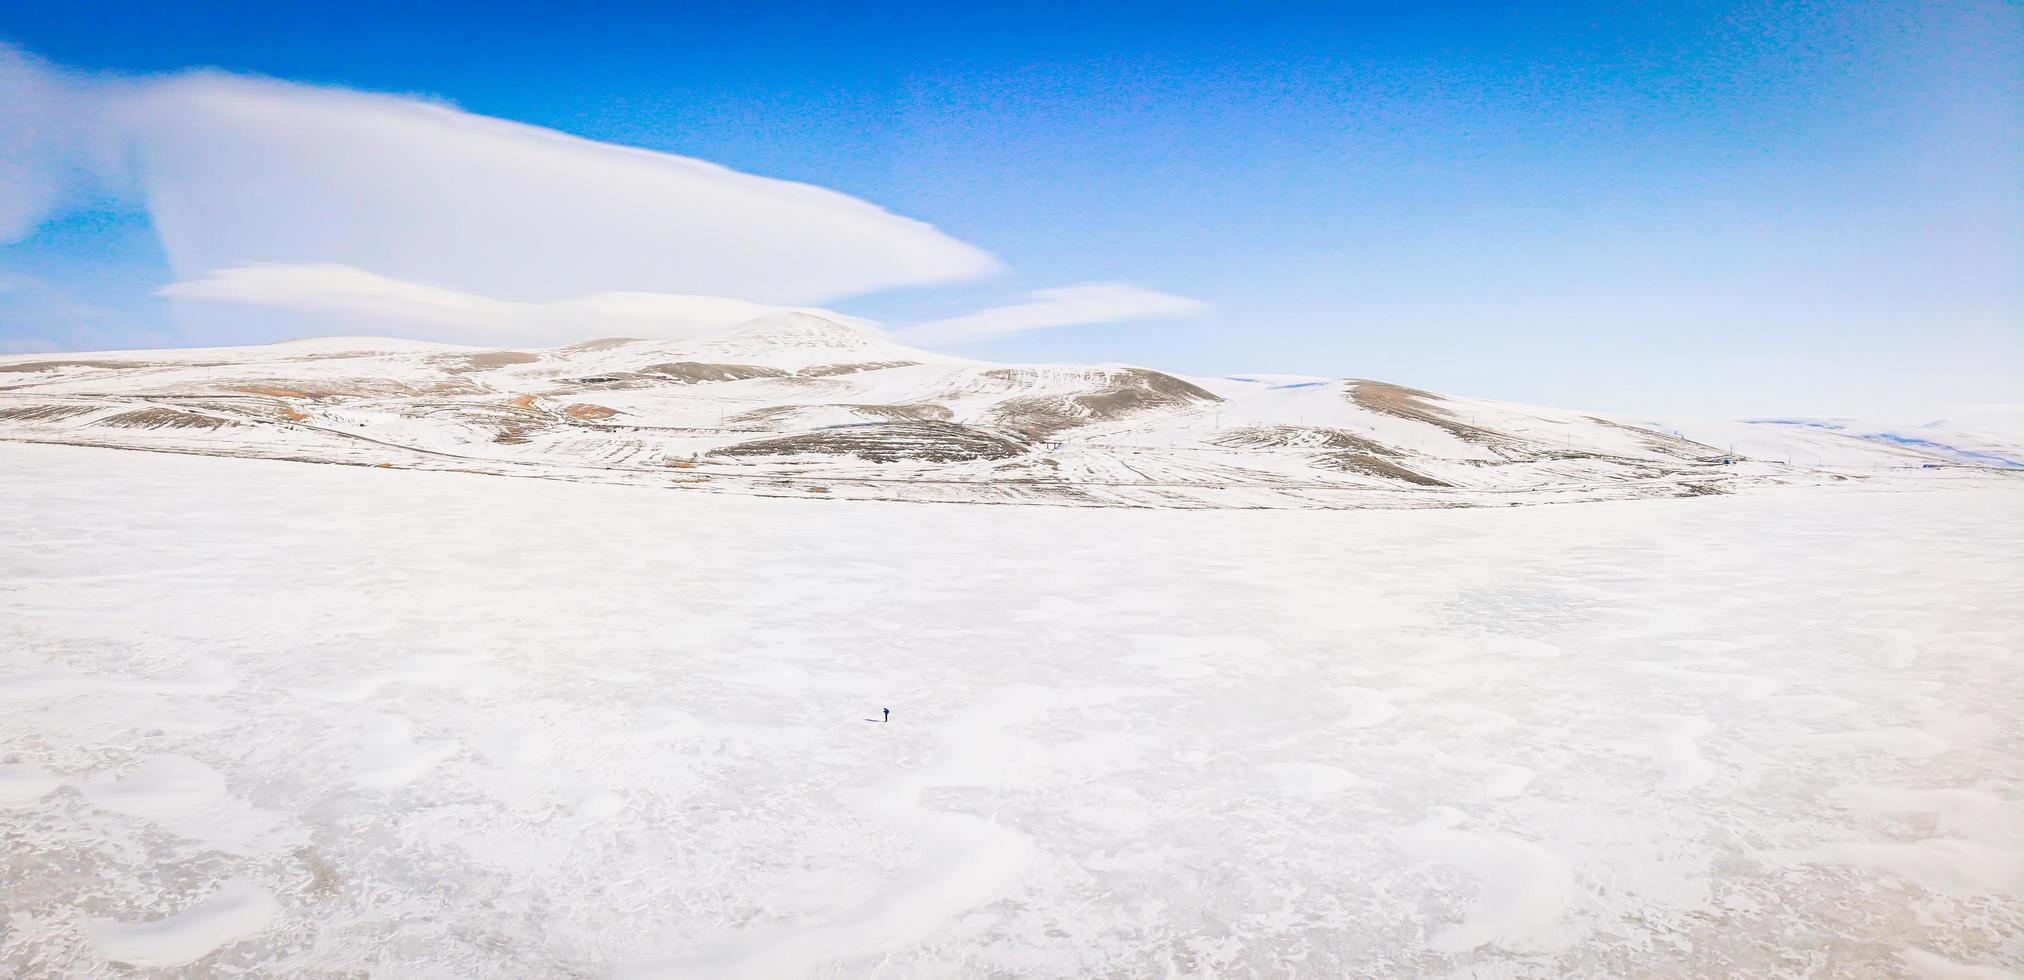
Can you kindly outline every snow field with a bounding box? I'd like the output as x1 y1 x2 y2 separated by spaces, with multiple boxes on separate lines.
1 442 2020 976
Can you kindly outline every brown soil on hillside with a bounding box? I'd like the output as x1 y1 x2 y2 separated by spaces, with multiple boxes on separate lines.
224 380 482 399
1344 380 1509 447
228 384 331 399
0 404 96 422
1211 425 1397 456
640 362 790 384
1583 416 1726 459
796 360 919 378
441 351 540 373
1313 451 1450 486
96 408 237 430
712 421 1028 463
561 338 642 352
987 368 1222 439
727 403 953 425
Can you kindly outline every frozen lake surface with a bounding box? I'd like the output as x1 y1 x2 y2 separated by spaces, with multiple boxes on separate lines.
2 443 2019 977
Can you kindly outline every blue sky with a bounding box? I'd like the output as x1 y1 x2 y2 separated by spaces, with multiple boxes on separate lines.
1 0 2018 416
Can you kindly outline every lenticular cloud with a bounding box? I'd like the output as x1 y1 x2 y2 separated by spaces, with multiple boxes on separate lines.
1 45 999 306
898 283 1209 345
157 263 810 345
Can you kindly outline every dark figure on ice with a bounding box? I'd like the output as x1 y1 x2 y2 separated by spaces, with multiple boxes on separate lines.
882 707 891 723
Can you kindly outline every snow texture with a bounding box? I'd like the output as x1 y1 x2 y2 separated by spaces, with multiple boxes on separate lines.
1 441 2020 976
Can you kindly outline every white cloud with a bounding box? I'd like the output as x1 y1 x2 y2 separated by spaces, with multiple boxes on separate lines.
1 44 999 311
896 283 1208 346
158 263 825 345
6 45 1204 356
0 47 124 241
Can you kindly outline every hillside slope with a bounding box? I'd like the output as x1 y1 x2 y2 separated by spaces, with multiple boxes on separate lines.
0 313 2003 507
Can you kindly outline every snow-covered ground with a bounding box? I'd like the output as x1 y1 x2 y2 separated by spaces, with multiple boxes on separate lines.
0 323 1881 510
2 442 2020 977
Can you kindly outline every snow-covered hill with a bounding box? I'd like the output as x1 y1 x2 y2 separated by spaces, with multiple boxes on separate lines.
0 313 2012 507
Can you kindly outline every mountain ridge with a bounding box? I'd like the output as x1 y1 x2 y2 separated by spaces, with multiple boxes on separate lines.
1 315 2012 508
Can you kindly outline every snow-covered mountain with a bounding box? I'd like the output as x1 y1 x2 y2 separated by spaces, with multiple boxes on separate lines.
0 312 2011 507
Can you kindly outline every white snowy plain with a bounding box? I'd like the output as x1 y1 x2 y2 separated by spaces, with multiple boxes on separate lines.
1 442 2020 978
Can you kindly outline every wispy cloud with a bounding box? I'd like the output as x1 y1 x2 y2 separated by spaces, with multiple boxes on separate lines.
4 44 1212 356
896 283 1208 346
0 47 124 242
2 44 1000 315
158 264 819 345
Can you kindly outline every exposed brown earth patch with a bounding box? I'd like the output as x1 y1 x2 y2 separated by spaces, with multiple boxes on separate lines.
561 337 643 352
1080 368 1221 412
439 351 540 373
224 379 482 399
213 397 311 423
795 360 919 378
228 384 331 399
864 403 954 422
1313 451 1451 486
1344 380 1511 448
986 367 1222 438
640 362 790 384
724 405 801 426
1583 416 1726 459
0 404 97 422
295 847 343 900
1211 424 1398 456
712 421 1028 463
562 403 618 421
985 395 1083 438
95 408 237 430
727 402 954 426
563 374 650 389
438 400 549 442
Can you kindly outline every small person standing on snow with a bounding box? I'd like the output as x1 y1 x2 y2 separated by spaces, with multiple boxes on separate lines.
882 707 891 723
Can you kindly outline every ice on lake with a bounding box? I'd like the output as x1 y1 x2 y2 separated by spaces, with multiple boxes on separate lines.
2 443 2019 976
